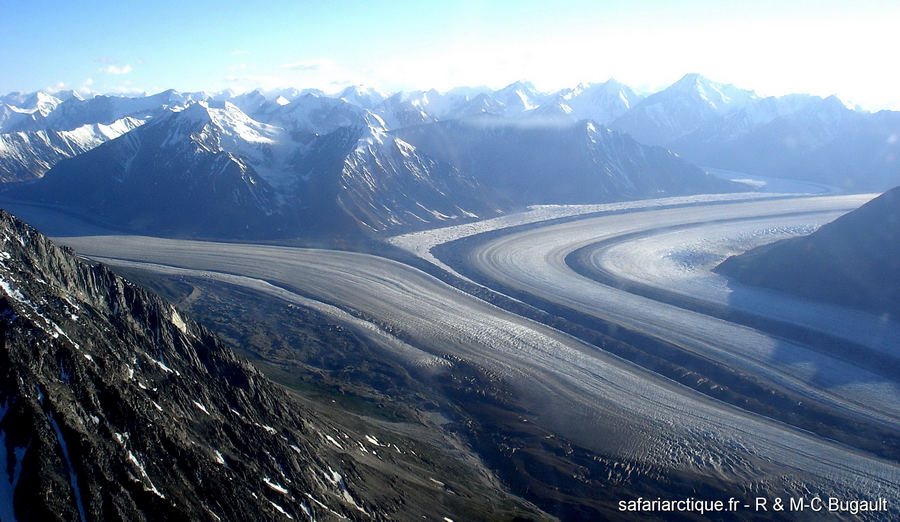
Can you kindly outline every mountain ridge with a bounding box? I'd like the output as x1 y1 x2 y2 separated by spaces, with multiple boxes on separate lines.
3 73 899 239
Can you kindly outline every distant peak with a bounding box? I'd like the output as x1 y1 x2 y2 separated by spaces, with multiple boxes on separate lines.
500 80 537 93
672 73 707 88
176 100 213 122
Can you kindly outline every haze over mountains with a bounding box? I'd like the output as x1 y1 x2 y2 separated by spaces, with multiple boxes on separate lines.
3 73 896 238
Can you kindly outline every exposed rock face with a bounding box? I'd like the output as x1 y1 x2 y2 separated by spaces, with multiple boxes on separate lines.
0 209 545 521
292 125 505 233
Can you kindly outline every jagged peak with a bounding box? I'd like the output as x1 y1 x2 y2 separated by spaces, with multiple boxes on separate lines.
337 84 387 99
670 72 722 92
496 80 541 99
175 99 214 122
501 79 536 91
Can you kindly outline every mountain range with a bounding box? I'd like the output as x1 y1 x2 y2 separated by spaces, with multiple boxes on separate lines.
393 115 738 204
1 73 898 239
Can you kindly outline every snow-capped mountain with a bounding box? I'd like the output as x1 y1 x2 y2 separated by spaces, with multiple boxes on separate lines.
610 73 758 146
6 100 507 237
338 127 503 231
372 91 438 130
459 92 509 118
264 92 384 144
672 93 818 146
336 84 388 110
0 92 65 133
498 79 645 125
0 117 144 182
394 115 744 206
3 76 898 239
6 89 208 134
563 79 645 125
492 80 549 117
213 89 279 120
286 123 504 233
372 79 641 125
671 95 900 191
0 90 214 182
8 101 284 238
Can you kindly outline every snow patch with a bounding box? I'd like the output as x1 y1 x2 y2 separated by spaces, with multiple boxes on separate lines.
148 355 179 376
323 434 342 449
268 501 293 519
47 413 88 522
253 423 277 434
126 451 165 499
192 400 210 416
264 477 288 494
0 403 28 522
170 308 188 334
326 466 367 514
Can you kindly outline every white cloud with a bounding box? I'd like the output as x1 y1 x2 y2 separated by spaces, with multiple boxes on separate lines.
102 64 132 75
77 78 95 96
279 59 335 72
108 82 146 95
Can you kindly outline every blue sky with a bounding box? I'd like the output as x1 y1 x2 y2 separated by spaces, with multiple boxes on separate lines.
2 0 898 109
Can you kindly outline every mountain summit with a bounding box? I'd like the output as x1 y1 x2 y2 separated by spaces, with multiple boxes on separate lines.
610 73 758 145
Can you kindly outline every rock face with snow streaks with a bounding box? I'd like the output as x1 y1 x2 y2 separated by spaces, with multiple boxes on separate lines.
609 73 757 146
291 125 505 233
8 102 286 238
